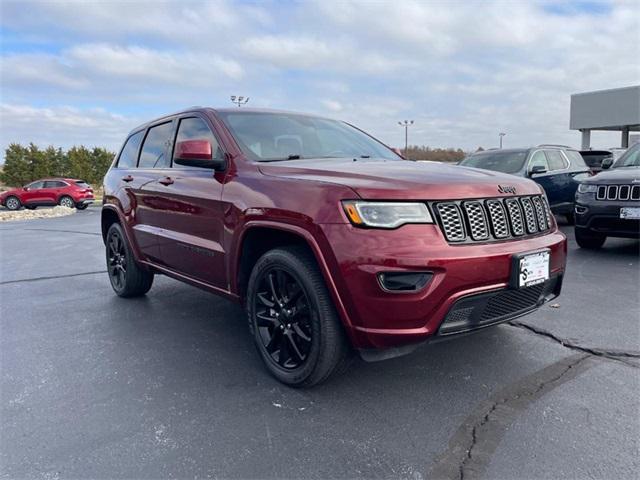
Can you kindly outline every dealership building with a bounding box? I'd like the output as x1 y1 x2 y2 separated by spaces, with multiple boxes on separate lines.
570 85 640 149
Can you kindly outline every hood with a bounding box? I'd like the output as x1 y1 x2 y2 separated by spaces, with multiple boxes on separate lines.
258 158 542 200
584 166 640 185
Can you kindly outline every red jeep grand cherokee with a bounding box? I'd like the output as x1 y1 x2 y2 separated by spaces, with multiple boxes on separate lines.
1 178 94 210
102 108 566 386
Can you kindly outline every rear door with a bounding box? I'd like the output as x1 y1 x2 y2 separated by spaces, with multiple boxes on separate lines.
130 121 175 262
112 129 161 261
42 180 66 204
147 115 228 289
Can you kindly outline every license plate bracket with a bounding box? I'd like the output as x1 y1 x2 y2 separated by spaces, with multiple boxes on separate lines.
510 249 550 289
620 207 640 220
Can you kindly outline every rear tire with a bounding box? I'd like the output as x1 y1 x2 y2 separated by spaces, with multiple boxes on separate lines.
106 223 154 297
5 196 21 210
246 246 350 387
575 227 606 249
58 196 75 209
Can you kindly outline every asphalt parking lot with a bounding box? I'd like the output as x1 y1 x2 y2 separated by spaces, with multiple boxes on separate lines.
1 208 638 479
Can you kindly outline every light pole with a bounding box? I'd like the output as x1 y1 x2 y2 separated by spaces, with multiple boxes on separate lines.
230 95 250 107
499 132 506 149
398 120 414 154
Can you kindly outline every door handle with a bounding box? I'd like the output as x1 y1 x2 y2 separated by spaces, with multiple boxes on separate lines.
159 177 174 186
122 175 134 182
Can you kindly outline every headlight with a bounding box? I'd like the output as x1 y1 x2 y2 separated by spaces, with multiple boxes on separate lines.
578 184 597 194
342 201 433 228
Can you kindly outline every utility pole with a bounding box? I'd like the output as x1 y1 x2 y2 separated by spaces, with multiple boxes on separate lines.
230 95 250 107
398 120 414 154
499 132 506 149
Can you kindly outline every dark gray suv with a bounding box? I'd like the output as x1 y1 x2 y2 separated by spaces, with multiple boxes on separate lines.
460 145 591 223
574 143 640 249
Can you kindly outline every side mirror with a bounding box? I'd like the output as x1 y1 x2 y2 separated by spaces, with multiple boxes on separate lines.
23 187 28 191
529 165 547 176
173 140 225 169
391 147 406 159
601 156 614 170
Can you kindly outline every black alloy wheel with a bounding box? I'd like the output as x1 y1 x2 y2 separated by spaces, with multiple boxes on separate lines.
254 268 313 370
107 228 127 291
247 246 350 387
105 223 154 297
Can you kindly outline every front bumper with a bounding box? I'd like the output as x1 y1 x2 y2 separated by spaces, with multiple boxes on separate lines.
320 223 567 350
575 196 640 239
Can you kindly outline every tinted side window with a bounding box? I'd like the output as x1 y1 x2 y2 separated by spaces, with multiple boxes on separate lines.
139 122 173 169
117 131 144 168
27 181 44 190
173 117 223 166
529 151 549 171
43 181 65 188
545 150 569 171
564 150 587 169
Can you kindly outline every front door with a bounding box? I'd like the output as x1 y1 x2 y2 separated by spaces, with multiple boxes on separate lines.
22 181 46 205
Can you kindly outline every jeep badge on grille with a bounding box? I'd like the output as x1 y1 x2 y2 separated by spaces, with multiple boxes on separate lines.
498 185 517 194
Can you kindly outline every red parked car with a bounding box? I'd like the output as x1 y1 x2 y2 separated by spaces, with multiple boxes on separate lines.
0 178 95 211
102 108 567 386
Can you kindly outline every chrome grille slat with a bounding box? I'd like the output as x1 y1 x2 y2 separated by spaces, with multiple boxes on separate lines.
520 197 538 234
434 195 549 244
463 201 490 240
532 196 547 230
436 203 466 242
505 198 525 236
595 184 640 201
486 200 509 238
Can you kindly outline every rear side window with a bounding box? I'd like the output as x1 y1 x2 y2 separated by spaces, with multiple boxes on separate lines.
172 117 223 166
564 150 588 169
545 150 569 171
117 131 144 168
139 122 173 169
43 181 66 188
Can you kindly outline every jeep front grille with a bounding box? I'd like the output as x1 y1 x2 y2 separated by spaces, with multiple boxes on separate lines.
596 185 640 201
434 195 552 244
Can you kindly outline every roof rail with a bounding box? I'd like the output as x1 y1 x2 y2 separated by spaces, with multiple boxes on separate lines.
537 144 572 148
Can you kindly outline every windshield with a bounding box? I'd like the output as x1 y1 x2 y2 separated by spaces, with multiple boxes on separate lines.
217 111 401 162
613 144 640 168
459 151 528 174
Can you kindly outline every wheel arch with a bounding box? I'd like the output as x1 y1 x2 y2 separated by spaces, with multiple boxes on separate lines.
233 221 352 332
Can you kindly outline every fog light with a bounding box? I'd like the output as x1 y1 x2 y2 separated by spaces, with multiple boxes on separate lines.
575 205 588 215
378 272 432 292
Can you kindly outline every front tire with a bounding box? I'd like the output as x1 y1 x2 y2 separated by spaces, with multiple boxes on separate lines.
106 223 154 297
575 227 606 249
5 196 21 210
59 196 75 208
246 246 350 387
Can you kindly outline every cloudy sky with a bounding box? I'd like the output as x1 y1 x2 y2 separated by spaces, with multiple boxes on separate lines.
1 0 639 157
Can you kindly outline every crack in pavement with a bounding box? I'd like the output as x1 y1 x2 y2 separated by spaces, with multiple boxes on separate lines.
508 321 640 368
428 354 592 480
0 270 107 285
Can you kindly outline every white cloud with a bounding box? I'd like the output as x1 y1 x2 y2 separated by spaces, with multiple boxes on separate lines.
1 0 639 154
0 104 139 153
